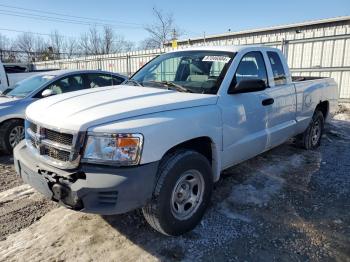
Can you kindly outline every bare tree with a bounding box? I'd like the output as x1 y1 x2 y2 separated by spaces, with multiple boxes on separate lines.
79 26 102 55
89 26 102 55
0 34 8 61
103 26 135 53
50 30 64 59
0 34 9 61
114 35 135 52
1 26 136 61
16 33 51 62
78 33 90 55
78 26 134 55
0 33 9 50
16 33 36 62
143 7 182 49
65 38 78 58
102 26 114 54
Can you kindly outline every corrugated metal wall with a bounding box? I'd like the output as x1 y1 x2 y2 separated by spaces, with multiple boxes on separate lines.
34 21 350 102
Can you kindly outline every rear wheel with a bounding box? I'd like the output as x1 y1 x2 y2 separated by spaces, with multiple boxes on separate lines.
142 150 213 236
0 119 24 154
297 110 324 150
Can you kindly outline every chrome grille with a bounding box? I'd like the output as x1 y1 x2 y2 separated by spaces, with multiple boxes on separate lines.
29 122 37 133
26 120 83 169
44 146 70 162
30 137 36 148
46 129 73 146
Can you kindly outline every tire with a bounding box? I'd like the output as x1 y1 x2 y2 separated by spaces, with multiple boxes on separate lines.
142 149 213 236
0 119 25 154
297 110 324 150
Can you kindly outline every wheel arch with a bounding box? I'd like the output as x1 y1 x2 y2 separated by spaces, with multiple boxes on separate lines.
160 136 221 182
315 100 329 120
0 117 25 128
0 118 25 153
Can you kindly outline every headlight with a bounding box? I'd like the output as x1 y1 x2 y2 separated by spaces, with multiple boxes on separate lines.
82 133 143 166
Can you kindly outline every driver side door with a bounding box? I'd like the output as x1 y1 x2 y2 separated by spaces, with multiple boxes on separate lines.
220 51 271 168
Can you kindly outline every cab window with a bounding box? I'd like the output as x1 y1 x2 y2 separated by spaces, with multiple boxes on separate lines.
112 76 125 85
87 73 123 88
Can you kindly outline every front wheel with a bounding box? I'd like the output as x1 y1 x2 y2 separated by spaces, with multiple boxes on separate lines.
142 150 213 236
0 119 25 154
297 110 324 150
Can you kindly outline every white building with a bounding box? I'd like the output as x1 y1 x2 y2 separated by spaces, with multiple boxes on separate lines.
35 16 350 102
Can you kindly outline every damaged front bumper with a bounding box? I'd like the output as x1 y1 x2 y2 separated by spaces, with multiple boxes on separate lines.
13 141 159 215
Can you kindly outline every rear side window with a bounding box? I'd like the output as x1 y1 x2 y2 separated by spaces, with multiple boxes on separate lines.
267 51 287 85
112 76 125 85
87 74 113 88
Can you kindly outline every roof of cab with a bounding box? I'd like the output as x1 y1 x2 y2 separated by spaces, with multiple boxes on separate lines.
167 45 276 54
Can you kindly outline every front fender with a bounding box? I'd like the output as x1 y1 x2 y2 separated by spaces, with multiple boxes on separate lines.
89 105 223 180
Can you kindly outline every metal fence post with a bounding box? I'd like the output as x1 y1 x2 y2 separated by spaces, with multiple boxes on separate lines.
126 54 131 77
281 38 289 57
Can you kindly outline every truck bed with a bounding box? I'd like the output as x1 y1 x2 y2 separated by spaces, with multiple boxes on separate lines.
292 76 327 82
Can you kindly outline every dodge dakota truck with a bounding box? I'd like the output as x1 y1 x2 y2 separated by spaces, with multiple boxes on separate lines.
14 46 338 236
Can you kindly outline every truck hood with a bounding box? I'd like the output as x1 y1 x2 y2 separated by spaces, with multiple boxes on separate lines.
26 85 218 131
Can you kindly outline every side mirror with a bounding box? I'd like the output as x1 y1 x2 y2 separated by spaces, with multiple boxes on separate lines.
228 79 267 94
41 89 55 98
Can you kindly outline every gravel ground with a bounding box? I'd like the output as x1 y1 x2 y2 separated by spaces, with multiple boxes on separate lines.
0 156 21 193
0 110 349 262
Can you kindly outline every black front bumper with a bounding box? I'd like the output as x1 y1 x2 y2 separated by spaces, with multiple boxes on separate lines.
13 141 159 215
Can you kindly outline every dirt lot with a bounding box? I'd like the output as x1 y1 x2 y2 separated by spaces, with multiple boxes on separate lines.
0 108 349 262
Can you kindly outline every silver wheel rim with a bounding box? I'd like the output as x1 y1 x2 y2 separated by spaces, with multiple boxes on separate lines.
311 119 321 146
9 125 24 148
171 169 205 220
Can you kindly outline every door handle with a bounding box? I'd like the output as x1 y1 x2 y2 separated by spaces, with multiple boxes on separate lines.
262 98 274 106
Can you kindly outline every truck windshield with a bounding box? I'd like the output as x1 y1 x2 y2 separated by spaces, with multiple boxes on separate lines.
7 75 55 98
130 50 235 94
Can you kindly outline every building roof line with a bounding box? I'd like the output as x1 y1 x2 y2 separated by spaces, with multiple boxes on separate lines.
175 16 350 43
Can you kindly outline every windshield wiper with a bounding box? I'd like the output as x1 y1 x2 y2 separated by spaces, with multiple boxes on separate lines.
0 93 11 98
124 79 143 86
146 81 192 93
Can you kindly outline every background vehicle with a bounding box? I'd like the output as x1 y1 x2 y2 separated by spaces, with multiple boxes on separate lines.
0 69 127 154
14 46 338 236
0 61 57 94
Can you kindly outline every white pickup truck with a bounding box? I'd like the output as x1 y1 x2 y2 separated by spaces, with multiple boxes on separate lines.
0 61 54 93
14 46 338 236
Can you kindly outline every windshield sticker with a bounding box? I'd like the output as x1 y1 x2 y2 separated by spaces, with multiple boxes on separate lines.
202 56 231 63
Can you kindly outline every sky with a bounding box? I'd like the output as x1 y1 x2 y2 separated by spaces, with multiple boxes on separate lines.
0 0 349 44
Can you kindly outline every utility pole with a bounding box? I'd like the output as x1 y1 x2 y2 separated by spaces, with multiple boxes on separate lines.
172 29 177 40
203 32 206 45
172 29 178 49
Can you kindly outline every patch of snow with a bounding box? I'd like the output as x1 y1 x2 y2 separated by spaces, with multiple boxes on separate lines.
218 203 252 222
227 174 284 207
333 113 350 121
0 184 34 203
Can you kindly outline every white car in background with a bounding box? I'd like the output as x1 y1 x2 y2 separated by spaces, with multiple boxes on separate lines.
0 70 127 154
